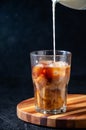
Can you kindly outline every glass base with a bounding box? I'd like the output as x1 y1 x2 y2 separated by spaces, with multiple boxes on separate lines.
35 106 66 115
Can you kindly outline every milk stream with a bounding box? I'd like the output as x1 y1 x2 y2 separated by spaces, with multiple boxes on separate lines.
52 0 56 62
52 0 86 62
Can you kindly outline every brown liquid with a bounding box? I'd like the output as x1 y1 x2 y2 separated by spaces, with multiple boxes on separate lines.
32 60 70 110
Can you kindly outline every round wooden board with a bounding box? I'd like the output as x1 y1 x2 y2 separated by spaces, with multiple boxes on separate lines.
17 94 86 128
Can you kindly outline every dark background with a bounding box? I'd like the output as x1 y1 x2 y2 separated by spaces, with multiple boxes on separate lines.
0 0 86 129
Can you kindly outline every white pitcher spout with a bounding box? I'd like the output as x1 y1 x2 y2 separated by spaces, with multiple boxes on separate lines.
52 0 86 10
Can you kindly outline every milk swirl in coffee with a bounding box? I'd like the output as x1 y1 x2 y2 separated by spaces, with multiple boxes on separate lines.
32 60 70 112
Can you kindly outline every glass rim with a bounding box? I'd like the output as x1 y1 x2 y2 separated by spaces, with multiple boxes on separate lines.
30 50 72 56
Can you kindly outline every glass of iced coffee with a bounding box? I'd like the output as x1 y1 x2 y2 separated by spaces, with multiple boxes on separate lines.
30 50 72 114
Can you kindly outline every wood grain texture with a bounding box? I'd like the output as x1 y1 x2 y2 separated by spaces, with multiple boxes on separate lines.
17 94 86 128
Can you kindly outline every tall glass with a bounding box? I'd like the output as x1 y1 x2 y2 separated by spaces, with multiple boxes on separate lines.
30 50 72 114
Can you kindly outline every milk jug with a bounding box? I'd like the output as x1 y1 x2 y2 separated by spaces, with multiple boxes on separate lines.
53 0 86 10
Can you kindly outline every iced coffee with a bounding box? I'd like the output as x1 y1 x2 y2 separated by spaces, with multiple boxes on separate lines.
32 60 70 114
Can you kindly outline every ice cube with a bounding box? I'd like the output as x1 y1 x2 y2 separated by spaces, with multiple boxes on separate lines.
39 60 53 67
36 63 43 67
54 61 68 67
35 74 47 89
